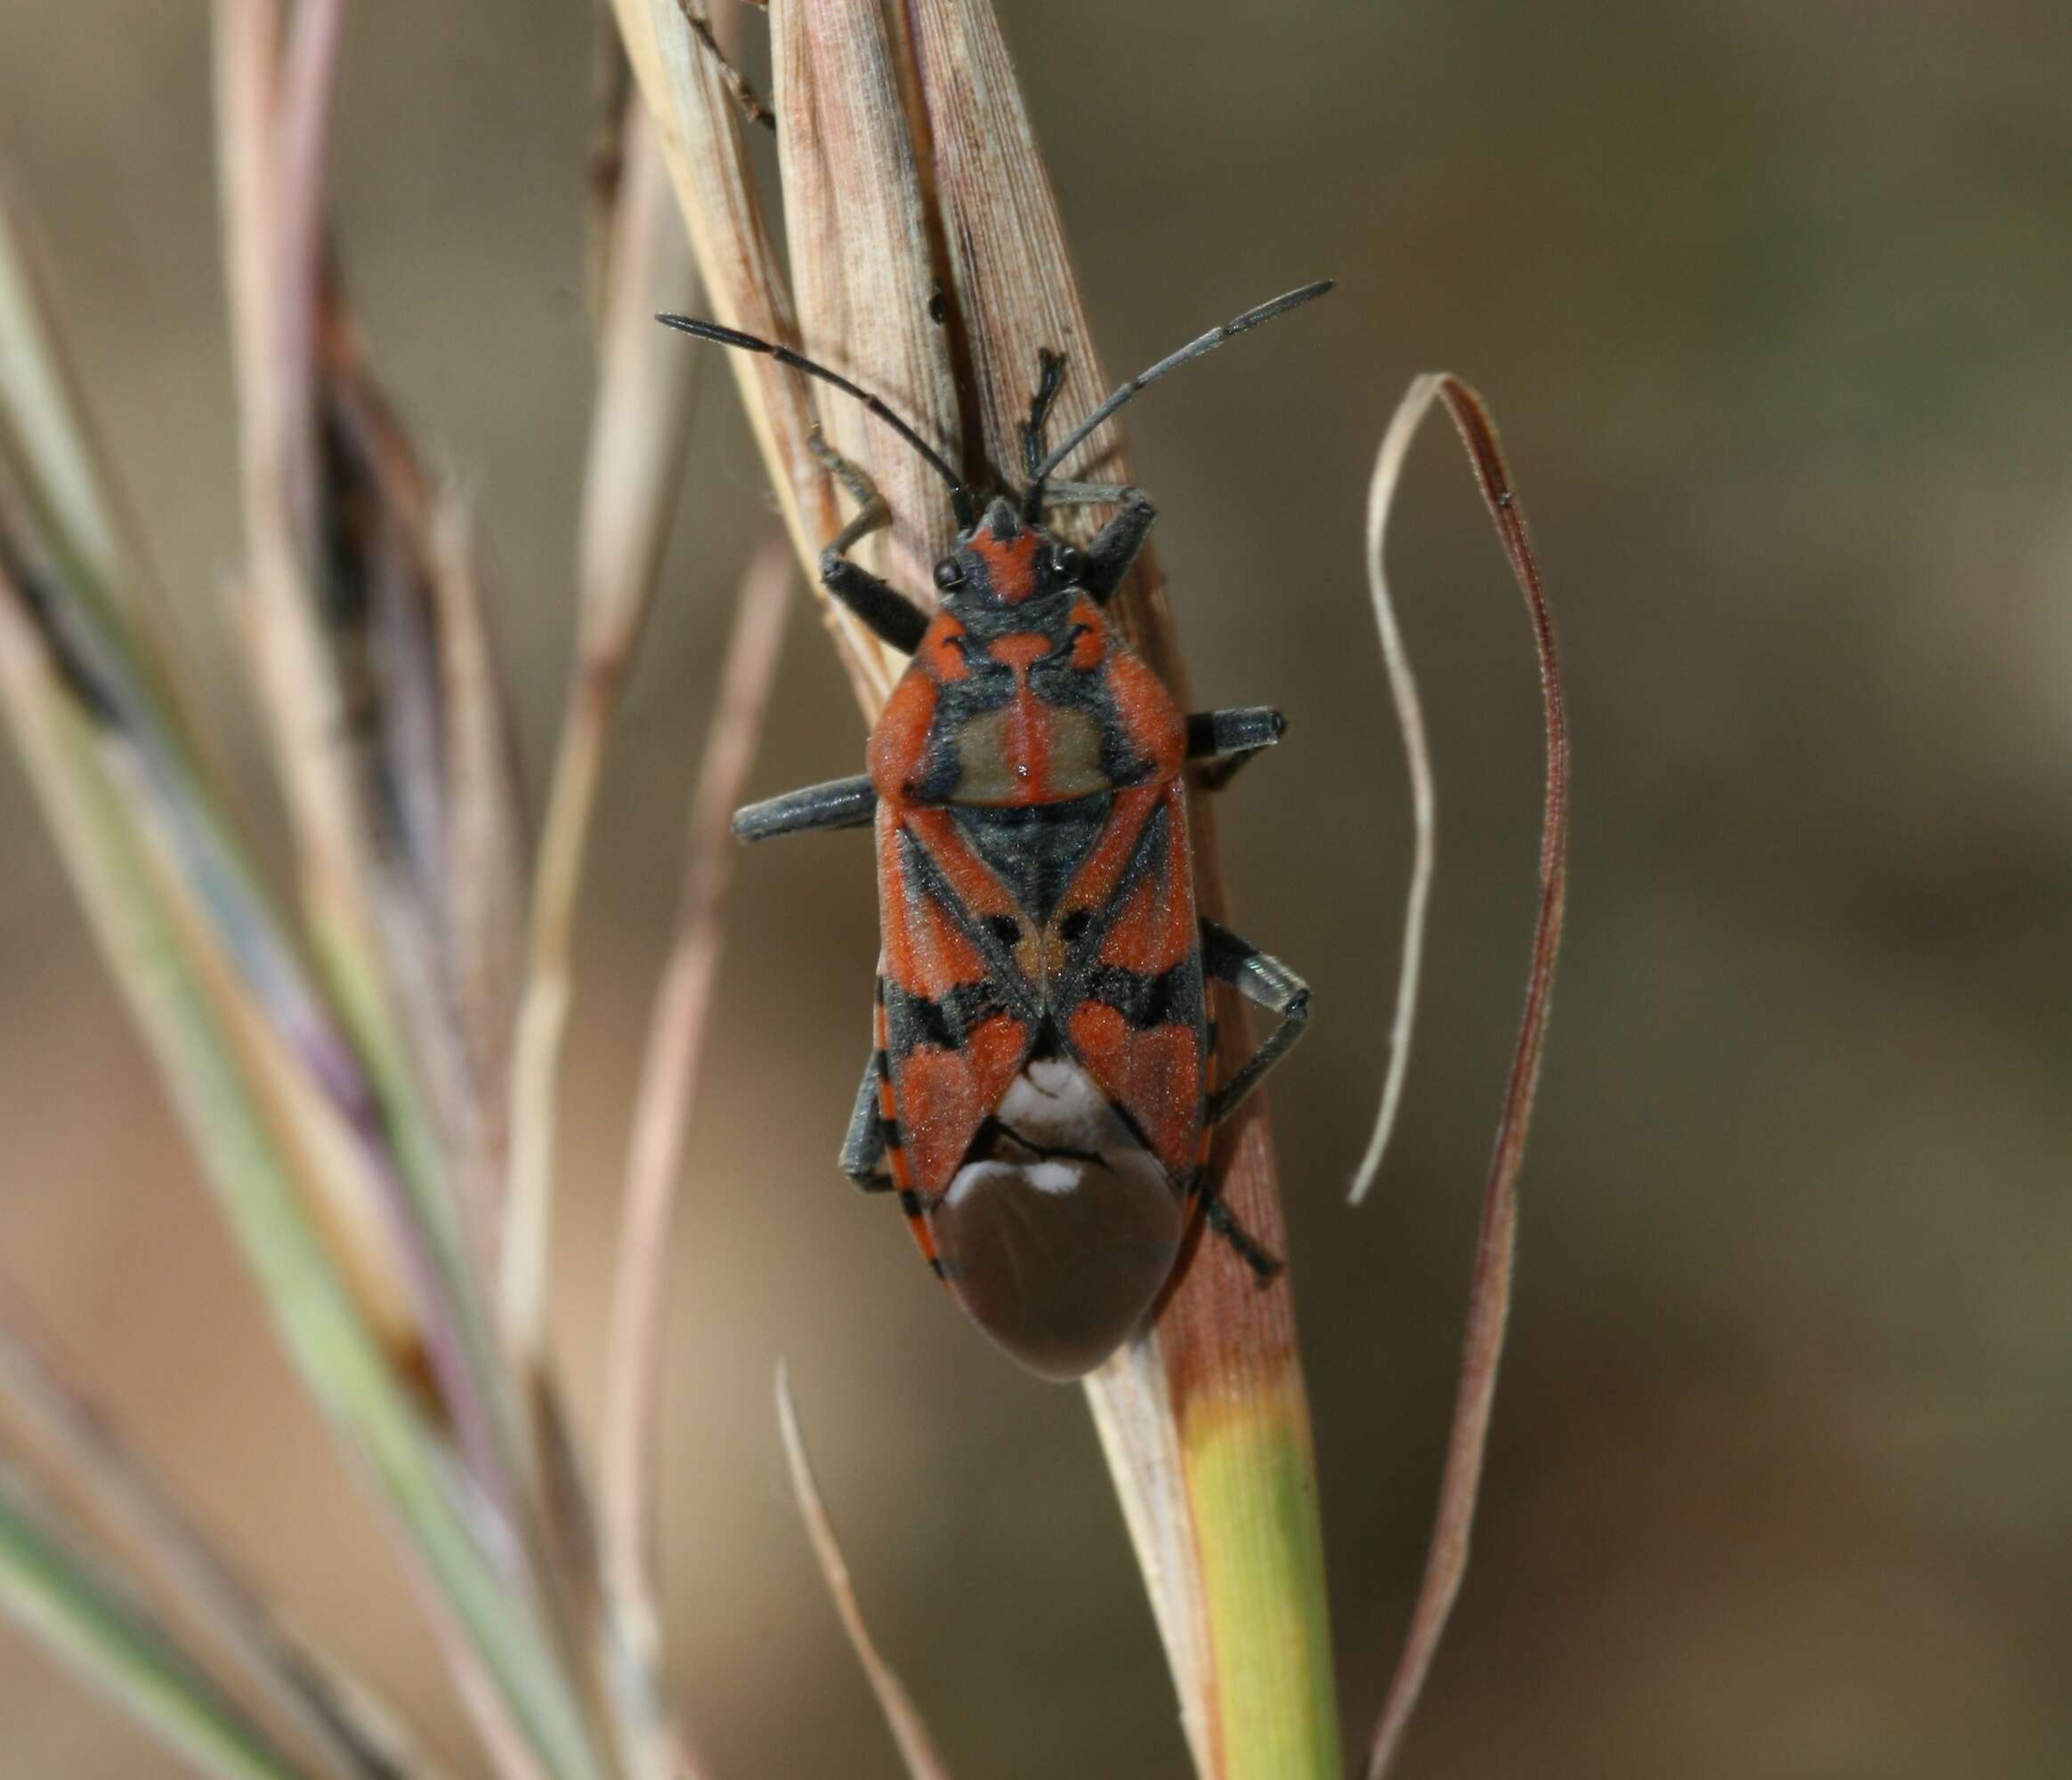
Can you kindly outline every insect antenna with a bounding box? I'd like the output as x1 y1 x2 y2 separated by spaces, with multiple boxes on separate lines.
1026 280 1335 497
656 314 975 526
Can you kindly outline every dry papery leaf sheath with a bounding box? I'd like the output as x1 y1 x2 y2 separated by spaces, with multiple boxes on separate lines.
614 3 1566 1778
0 1 1567 1778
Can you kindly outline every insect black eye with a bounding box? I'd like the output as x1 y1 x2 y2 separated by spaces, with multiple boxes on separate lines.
935 556 967 592
1053 544 1085 584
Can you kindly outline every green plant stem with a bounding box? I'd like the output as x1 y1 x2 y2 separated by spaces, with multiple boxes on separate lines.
0 1467 306 1780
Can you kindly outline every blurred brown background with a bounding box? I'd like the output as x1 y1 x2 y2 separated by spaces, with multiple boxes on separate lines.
4 1 2070 1775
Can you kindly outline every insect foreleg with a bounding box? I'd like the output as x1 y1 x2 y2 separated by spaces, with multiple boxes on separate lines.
732 775 878 843
1056 486 1157 603
808 430 931 654
838 1049 895 1193
1201 917 1311 1122
1019 349 1067 486
1185 706 1286 789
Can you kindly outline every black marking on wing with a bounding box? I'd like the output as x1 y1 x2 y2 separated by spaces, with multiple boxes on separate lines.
882 978 1013 1059
1081 958 1206 1033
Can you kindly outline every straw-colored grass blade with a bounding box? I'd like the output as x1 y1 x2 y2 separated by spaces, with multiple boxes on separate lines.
505 90 704 1363
607 0 886 705
590 541 793 1780
0 578 596 1780
600 538 793 1611
773 0 962 609
497 87 721 1780
576 101 705 671
889 0 1129 516
1346 394 1437 1210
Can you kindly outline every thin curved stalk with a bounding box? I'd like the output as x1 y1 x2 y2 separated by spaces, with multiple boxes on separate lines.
774 1370 952 1780
1346 397 1437 1208
596 539 793 1768
1361 375 1570 1777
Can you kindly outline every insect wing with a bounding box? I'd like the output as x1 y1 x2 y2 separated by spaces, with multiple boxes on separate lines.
875 806 1037 1196
1055 780 1209 1181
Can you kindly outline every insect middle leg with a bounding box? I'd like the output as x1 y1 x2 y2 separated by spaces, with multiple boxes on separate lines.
733 774 878 843
854 989 950 1277
1186 706 1286 790
808 430 930 655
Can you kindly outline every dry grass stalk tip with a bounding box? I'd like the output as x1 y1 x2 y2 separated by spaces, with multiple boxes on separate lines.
608 0 1339 1773
612 6 1571 1778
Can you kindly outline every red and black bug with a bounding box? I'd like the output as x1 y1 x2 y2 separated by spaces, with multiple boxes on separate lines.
661 285 1326 1380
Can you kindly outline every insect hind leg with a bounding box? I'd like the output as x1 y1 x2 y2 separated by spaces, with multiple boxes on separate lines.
1200 1181 1284 1283
838 1048 895 1193
1201 918 1311 1123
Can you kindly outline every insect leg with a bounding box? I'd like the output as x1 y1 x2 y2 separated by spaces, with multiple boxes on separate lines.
808 429 930 655
1053 486 1157 604
838 1048 895 1193
1201 918 1311 1122
1185 706 1287 790
1201 1189 1284 1283
1019 349 1068 485
732 774 878 844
